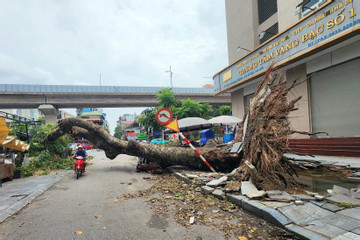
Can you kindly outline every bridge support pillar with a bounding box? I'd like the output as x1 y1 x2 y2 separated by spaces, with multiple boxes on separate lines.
38 104 59 125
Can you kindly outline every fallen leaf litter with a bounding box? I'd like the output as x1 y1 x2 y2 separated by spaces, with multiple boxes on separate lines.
115 175 298 240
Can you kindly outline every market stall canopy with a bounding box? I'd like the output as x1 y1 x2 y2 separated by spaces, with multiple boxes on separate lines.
165 117 211 132
208 115 242 126
1 136 26 152
0 117 9 144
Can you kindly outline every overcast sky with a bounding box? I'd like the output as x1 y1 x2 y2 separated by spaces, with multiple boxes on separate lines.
0 1 228 133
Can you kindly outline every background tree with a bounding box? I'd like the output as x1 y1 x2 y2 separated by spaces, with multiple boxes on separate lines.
113 124 123 139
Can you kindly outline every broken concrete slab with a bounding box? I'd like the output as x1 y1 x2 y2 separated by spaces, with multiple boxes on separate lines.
266 190 283 196
195 177 212 184
261 201 293 209
321 203 341 212
291 194 315 201
246 190 266 199
285 224 329 240
333 185 351 196
338 207 360 221
267 191 295 201
332 232 360 240
241 181 266 199
353 172 360 177
314 194 325 201
326 195 360 206
320 213 360 231
350 189 360 199
206 176 228 187
303 219 348 239
261 207 292 227
278 202 332 224
185 174 200 179
201 186 215 195
212 189 225 199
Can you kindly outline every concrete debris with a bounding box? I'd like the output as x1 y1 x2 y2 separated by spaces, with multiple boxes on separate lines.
267 192 295 201
200 186 215 195
350 188 360 199
206 176 228 187
266 190 283 196
326 195 360 206
241 181 266 199
292 194 315 201
353 172 360 177
212 189 225 199
295 200 304 205
185 174 200 179
314 195 325 201
332 185 351 196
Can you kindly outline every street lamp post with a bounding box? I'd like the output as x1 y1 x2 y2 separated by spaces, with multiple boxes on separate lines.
166 66 173 88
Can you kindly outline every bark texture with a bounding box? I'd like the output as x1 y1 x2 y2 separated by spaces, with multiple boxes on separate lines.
47 118 240 172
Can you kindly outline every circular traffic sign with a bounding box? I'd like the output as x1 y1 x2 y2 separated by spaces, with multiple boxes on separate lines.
156 108 173 125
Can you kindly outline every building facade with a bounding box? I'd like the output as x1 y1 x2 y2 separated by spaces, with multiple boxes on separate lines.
215 0 359 142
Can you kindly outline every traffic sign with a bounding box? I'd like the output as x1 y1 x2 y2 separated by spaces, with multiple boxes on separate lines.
165 118 180 132
155 108 173 125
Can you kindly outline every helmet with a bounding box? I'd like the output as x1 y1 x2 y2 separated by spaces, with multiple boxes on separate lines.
78 146 83 149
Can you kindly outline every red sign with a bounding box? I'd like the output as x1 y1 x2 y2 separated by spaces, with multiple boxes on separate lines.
156 108 173 125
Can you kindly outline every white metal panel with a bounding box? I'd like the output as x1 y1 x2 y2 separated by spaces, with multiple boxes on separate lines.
310 59 360 137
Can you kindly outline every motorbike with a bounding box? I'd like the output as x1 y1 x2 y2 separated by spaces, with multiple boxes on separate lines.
74 156 85 179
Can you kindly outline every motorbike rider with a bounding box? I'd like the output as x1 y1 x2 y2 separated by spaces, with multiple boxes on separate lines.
73 146 88 171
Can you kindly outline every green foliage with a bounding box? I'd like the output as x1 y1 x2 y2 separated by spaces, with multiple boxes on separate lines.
218 105 232 116
156 88 181 109
137 89 232 131
28 124 72 157
20 151 73 177
137 108 163 131
113 124 123 139
19 124 73 177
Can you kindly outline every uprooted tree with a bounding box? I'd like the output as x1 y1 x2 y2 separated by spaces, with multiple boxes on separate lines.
46 67 303 189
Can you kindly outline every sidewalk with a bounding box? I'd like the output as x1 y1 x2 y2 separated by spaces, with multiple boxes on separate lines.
0 170 69 223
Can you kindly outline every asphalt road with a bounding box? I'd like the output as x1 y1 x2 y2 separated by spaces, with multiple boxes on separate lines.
0 150 225 240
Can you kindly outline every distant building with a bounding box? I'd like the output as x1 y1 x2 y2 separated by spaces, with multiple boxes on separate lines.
15 109 40 120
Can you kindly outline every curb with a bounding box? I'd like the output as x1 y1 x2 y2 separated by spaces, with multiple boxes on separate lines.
172 172 332 240
0 170 70 223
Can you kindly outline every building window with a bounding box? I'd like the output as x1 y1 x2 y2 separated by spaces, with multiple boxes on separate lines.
300 0 326 17
259 23 278 44
257 0 277 24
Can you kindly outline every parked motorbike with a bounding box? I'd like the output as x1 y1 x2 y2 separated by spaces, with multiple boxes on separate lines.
74 156 85 179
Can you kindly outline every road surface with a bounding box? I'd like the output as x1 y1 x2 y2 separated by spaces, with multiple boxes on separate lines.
0 150 225 240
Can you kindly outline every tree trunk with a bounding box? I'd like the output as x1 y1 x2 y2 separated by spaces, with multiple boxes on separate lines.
47 118 240 172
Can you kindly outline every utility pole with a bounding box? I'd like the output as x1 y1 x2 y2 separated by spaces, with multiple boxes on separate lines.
166 66 173 88
99 73 102 86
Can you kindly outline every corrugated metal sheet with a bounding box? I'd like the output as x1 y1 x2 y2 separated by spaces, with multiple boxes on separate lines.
0 84 215 94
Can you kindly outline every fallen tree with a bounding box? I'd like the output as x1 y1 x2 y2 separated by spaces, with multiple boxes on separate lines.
47 118 240 172
47 67 304 189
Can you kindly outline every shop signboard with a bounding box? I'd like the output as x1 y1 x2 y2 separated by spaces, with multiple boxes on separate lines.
213 0 360 95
